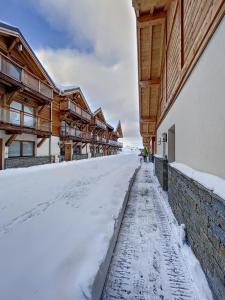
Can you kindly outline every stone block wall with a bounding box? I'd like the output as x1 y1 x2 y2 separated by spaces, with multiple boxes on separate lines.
72 154 88 160
168 165 225 299
5 156 53 169
154 156 168 191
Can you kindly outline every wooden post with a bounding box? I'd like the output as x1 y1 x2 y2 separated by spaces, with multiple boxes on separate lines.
37 137 46 148
6 134 17 147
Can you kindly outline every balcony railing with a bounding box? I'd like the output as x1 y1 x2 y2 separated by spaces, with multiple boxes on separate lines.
108 140 123 147
0 106 51 132
82 132 92 140
61 126 92 140
60 126 82 138
96 118 107 130
0 54 53 99
60 100 92 121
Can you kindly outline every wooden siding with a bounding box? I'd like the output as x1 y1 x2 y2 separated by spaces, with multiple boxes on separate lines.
52 94 61 137
166 2 181 99
133 0 224 142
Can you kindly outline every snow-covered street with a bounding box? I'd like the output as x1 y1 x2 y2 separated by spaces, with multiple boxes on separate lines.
0 154 139 300
102 163 212 300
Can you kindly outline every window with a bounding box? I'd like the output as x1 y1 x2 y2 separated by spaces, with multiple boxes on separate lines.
8 141 34 158
74 146 81 155
24 105 35 128
10 101 35 128
11 101 22 111
22 142 34 156
8 141 20 157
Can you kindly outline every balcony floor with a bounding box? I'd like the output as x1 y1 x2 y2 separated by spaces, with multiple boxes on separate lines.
0 122 51 137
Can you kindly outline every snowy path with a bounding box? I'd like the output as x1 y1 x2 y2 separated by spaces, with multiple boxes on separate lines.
102 163 212 300
0 154 139 300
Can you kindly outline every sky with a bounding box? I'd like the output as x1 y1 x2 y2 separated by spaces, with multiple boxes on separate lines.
0 0 141 147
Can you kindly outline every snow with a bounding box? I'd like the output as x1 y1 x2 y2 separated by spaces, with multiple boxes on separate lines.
156 186 213 300
154 154 164 159
0 154 139 300
170 162 225 200
103 163 213 300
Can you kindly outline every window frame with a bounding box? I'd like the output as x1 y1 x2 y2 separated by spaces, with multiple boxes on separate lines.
8 140 35 158
10 101 35 116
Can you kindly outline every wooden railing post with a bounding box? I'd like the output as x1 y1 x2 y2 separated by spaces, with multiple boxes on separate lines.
21 69 24 83
20 111 24 127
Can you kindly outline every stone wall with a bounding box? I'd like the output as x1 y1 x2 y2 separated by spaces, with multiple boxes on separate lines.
72 154 88 160
5 156 53 169
168 165 225 299
154 156 168 191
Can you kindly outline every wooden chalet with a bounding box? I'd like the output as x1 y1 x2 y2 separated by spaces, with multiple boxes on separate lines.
0 22 55 169
91 108 109 157
52 87 93 161
132 0 224 154
108 121 123 154
0 22 124 168
91 109 123 157
132 1 225 297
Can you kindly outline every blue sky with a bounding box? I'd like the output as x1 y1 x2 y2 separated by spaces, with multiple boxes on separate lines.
0 0 141 147
0 0 89 51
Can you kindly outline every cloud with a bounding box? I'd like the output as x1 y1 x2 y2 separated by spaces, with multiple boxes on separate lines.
33 0 141 147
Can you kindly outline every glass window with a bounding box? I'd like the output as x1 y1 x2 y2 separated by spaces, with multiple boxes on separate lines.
22 142 34 157
10 101 22 111
8 141 20 157
60 146 65 156
24 114 35 128
24 105 34 115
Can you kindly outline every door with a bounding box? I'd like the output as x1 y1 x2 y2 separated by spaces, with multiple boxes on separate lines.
65 144 72 161
0 139 3 170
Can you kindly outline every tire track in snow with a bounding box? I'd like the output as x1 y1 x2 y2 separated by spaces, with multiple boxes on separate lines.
101 163 201 300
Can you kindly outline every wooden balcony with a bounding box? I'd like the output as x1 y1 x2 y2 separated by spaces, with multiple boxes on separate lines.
96 136 108 144
60 125 93 141
60 100 92 122
0 106 51 136
108 140 123 148
0 54 53 102
95 118 107 130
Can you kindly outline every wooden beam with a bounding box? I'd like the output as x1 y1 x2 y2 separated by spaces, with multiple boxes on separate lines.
138 11 166 23
139 79 160 87
82 143 87 149
8 38 19 54
140 117 157 122
6 89 21 105
38 105 46 114
37 137 46 148
5 134 17 147
73 142 80 148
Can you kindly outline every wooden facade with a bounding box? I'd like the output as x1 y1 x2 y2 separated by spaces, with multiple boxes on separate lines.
92 108 123 157
0 22 123 168
132 0 225 151
0 22 56 169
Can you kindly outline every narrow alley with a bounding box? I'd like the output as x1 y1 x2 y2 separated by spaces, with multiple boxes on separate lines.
102 163 212 300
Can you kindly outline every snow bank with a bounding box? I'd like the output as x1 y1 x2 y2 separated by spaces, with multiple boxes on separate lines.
170 162 225 200
0 154 139 300
154 170 213 300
